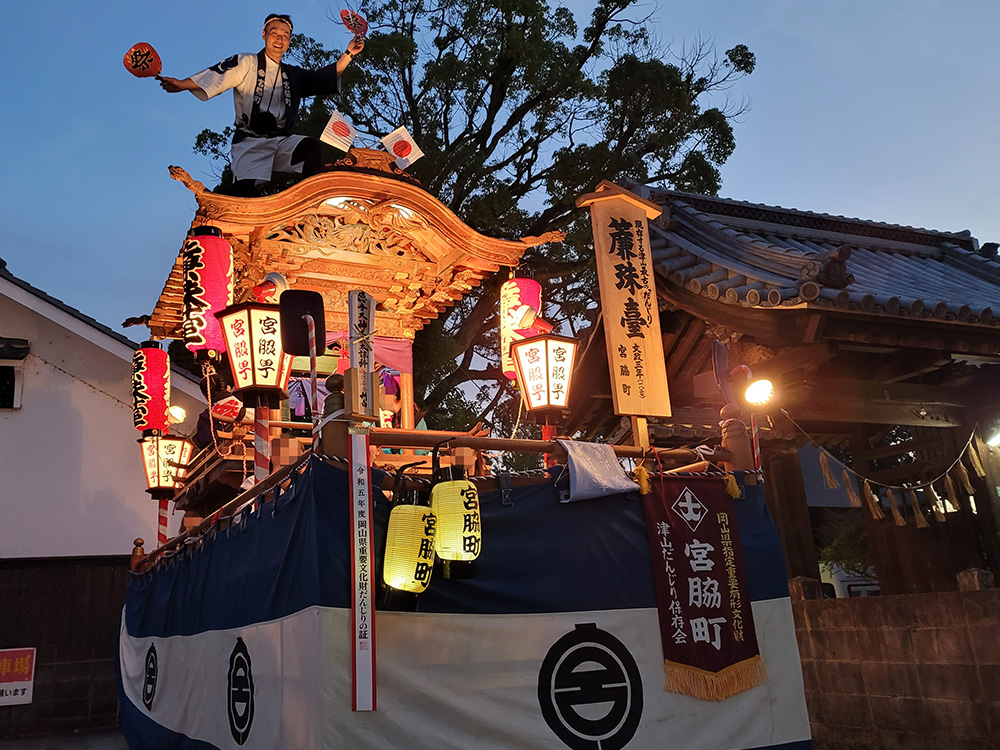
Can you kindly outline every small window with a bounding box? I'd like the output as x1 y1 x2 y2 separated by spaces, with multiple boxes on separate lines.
0 364 22 409
0 338 29 410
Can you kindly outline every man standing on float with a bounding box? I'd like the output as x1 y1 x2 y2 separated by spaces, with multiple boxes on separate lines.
159 13 363 196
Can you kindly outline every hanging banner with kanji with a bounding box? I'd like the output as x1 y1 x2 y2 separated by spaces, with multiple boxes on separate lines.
641 474 767 701
577 181 671 417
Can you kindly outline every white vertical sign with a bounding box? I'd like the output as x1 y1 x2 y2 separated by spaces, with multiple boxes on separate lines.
349 290 377 417
577 181 672 417
349 432 376 711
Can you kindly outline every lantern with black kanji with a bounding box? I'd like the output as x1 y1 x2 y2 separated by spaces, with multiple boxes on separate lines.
499 275 547 380
383 473 436 594
382 467 436 608
510 333 579 416
430 444 481 575
138 434 195 495
215 301 293 402
131 341 170 435
182 226 234 359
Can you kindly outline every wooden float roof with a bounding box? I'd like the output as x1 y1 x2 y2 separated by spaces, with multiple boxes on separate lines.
146 149 561 341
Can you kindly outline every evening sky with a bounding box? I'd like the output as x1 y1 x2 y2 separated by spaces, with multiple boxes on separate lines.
2 1 997 332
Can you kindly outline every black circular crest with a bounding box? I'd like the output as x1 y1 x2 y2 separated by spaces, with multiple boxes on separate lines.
227 637 255 745
142 643 157 710
537 623 643 750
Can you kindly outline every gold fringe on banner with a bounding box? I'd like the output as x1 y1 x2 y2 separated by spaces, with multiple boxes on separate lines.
885 488 906 527
632 464 651 495
724 473 741 498
842 469 862 508
862 479 885 520
819 451 840 489
967 443 987 478
926 483 947 522
943 473 962 512
955 461 976 496
907 488 930 528
663 656 769 702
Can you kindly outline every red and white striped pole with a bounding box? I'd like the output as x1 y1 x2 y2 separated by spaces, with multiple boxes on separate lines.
304 313 320 452
157 498 169 547
254 393 271 483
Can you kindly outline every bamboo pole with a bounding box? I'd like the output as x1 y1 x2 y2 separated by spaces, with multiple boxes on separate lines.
364 427 729 464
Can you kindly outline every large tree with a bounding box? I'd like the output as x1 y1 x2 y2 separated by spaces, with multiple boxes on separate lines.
195 0 755 435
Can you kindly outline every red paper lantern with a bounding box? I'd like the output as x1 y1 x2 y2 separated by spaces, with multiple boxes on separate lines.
182 226 234 357
131 342 170 434
499 277 544 380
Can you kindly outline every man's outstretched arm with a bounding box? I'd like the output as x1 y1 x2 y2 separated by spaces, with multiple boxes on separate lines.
159 76 206 96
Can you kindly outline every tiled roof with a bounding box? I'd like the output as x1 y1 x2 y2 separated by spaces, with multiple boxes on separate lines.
639 186 1000 325
0 257 141 350
0 258 200 387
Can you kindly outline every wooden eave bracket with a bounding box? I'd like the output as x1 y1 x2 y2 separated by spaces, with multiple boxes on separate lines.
576 180 663 220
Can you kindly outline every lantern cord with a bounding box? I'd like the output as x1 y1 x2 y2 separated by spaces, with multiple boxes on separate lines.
202 361 224 459
508 398 524 440
779 408 979 492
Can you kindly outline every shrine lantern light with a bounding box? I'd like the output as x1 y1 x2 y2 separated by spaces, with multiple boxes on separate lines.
138 434 194 495
182 226 234 359
215 301 293 402
744 378 774 407
131 341 170 434
499 276 544 380
510 334 579 416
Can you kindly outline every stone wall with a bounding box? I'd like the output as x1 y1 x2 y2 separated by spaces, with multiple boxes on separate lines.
0 556 128 739
793 589 1000 749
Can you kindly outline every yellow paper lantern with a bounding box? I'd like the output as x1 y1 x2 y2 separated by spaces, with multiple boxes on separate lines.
431 470 481 562
383 505 436 593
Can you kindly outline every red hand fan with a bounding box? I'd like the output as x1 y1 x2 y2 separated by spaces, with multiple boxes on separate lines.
123 42 162 78
340 9 369 39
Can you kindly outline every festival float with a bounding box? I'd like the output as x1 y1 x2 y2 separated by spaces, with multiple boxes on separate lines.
117 21 811 750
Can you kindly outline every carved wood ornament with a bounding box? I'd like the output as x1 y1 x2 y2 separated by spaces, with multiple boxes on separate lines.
147 153 564 341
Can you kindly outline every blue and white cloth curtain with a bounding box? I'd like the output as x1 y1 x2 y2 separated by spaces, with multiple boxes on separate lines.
119 458 811 749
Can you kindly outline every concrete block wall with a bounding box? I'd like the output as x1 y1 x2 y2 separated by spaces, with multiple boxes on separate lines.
793 590 1000 749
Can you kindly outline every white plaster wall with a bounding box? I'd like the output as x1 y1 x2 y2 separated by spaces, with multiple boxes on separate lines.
0 281 204 558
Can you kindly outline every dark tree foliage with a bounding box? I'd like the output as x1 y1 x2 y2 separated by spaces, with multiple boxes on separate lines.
816 509 877 583
192 0 755 437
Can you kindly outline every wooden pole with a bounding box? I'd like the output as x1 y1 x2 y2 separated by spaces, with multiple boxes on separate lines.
130 538 146 573
366 427 729 465
400 372 415 431
631 416 650 451
718 403 756 478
